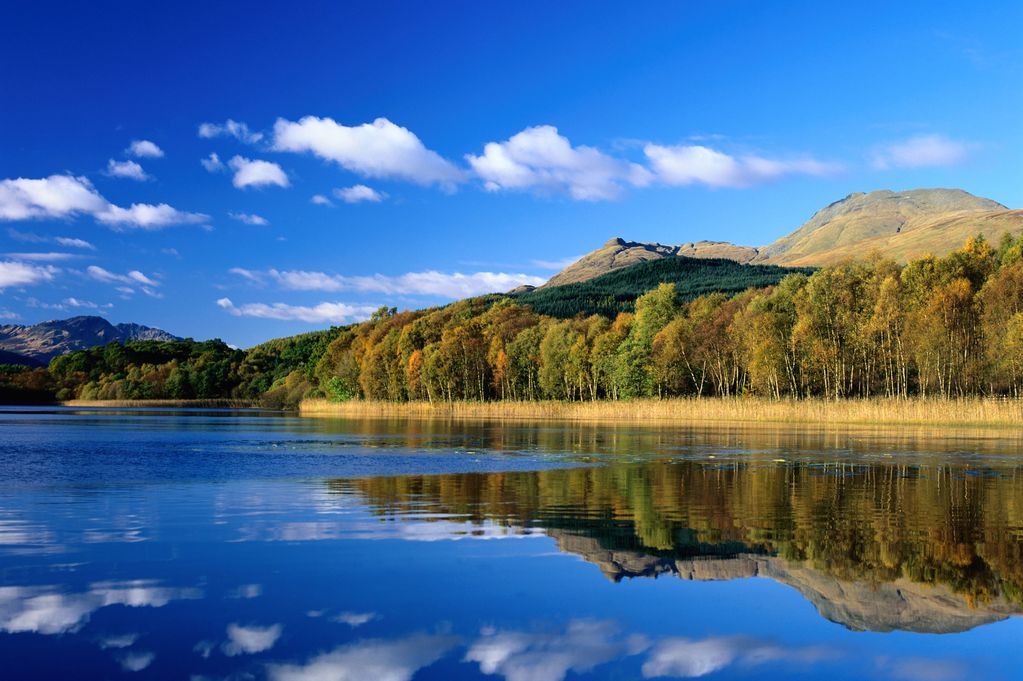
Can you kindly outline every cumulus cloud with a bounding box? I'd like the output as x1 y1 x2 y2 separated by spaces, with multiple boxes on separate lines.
531 255 582 270
273 116 464 188
233 268 546 298
56 236 95 250
198 119 263 143
229 212 269 226
106 159 149 181
331 611 377 627
217 298 379 324
87 266 160 295
228 155 289 189
0 175 108 220
310 194 333 206
334 184 386 203
222 623 282 656
0 174 207 230
0 261 58 288
870 134 972 170
127 140 164 158
98 633 139 649
201 152 225 172
644 144 839 188
268 633 458 681
95 203 209 230
5 252 80 262
467 125 653 200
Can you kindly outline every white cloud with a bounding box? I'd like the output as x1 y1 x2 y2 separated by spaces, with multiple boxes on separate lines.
56 237 95 250
217 298 378 324
870 134 972 170
198 119 263 144
95 203 209 230
128 140 164 158
273 116 464 187
644 144 839 188
63 297 101 309
334 184 386 203
106 159 149 181
228 155 289 189
118 651 155 672
87 266 160 295
0 175 108 220
0 261 58 288
235 268 546 298
225 584 263 600
229 212 269 225
222 622 282 656
98 633 139 649
201 152 225 172
227 267 263 283
467 125 653 200
310 194 333 206
268 633 458 681
5 252 79 262
331 611 377 627
0 174 207 230
642 637 836 678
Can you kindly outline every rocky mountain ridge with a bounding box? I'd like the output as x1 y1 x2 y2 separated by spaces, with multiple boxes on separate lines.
0 316 180 365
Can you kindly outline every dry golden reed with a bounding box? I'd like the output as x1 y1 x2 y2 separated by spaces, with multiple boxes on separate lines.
300 397 1023 428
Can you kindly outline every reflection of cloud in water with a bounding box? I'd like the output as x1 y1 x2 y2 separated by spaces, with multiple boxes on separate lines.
464 621 840 681
0 581 202 635
466 619 640 681
875 656 968 681
99 632 139 649
118 650 155 672
226 583 263 599
222 622 283 656
268 633 459 681
332 611 377 627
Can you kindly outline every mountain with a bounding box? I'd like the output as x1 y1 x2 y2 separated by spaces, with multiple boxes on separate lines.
0 316 180 365
512 255 810 318
754 188 1018 266
543 237 759 288
541 189 1021 287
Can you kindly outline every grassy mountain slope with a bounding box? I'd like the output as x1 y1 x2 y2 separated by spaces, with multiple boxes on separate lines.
513 256 811 318
754 188 1018 266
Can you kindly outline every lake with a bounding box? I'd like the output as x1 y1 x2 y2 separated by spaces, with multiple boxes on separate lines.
2 407 1022 680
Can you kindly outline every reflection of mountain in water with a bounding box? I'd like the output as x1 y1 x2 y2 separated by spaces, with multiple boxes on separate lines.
337 454 1023 634
550 531 1018 633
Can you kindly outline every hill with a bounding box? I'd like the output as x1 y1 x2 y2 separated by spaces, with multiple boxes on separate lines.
0 316 180 365
543 237 758 288
541 189 1020 286
754 188 1017 266
512 255 811 318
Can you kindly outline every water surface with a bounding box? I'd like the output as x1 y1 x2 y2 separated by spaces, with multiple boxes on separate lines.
2 407 1022 680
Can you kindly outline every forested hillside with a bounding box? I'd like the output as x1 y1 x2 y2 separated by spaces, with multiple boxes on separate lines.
4 232 1023 406
513 256 811 318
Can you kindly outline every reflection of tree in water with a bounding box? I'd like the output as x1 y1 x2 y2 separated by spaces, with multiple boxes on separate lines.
330 459 1023 613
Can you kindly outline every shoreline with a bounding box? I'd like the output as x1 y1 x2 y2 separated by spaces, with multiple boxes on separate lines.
60 399 263 409
299 397 1023 428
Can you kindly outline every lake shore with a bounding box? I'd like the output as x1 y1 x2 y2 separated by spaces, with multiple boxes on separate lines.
61 399 262 408
299 397 1023 428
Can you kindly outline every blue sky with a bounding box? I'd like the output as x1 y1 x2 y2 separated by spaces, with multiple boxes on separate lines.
1 1 1020 347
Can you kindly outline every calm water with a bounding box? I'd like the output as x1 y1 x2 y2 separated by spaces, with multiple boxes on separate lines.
2 408 1023 680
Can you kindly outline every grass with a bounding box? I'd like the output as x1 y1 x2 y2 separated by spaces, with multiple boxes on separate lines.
62 399 263 408
300 397 1023 428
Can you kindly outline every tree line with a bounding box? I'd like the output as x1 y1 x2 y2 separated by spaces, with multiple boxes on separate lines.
3 232 1022 405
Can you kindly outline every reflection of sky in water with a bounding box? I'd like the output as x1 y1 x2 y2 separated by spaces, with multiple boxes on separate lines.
2 408 1023 679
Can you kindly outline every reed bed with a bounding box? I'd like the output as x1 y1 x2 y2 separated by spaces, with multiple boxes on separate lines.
299 397 1023 428
62 399 262 409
